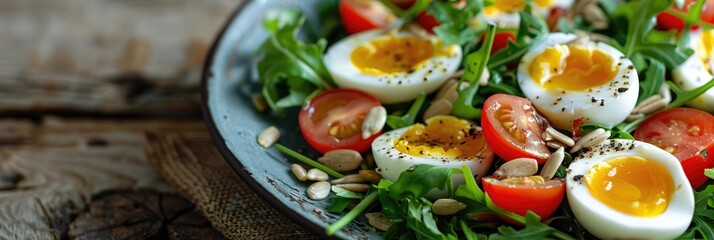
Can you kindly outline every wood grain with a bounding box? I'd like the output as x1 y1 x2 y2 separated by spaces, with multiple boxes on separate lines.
0 117 214 239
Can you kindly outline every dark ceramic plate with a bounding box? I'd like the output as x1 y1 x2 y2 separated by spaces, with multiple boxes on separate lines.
201 0 381 239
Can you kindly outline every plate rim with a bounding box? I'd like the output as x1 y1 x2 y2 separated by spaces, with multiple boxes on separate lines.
199 0 332 238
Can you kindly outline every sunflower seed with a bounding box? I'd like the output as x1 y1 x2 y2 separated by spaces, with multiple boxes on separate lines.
451 69 465 79
331 174 367 184
625 113 645 122
362 106 387 139
637 99 668 115
660 83 672 103
546 126 575 147
334 183 370 192
582 130 611 148
306 168 329 181
631 95 662 114
546 140 566 149
570 128 607 153
432 199 467 215
434 79 458 101
359 170 382 184
307 181 331 200
257 126 280 148
365 212 392 231
493 158 538 179
251 92 267 112
423 99 454 120
582 2 608 30
291 164 307 182
318 149 363 172
540 147 564 180
478 68 491 86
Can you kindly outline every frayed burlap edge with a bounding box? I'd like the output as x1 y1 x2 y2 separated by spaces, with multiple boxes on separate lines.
144 130 317 240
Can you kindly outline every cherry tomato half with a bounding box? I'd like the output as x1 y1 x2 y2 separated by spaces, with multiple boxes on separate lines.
481 94 551 163
483 177 566 222
491 31 516 55
339 0 395 34
656 0 714 32
298 88 382 153
633 107 714 189
416 11 440 33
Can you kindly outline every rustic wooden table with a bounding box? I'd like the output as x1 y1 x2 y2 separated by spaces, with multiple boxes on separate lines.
0 0 250 239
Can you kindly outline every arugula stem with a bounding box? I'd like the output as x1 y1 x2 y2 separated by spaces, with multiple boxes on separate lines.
326 191 379 235
666 79 714 108
550 229 577 240
275 143 344 178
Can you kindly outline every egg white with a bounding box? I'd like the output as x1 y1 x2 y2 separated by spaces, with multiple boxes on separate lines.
324 29 462 104
517 33 639 130
371 126 493 198
672 29 714 112
566 139 694 240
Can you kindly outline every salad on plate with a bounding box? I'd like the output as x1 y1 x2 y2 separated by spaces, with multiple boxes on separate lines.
250 0 714 239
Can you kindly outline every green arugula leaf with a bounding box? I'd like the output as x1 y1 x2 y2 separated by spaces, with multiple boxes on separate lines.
328 186 364 213
680 185 714 239
403 198 456 239
637 59 666 104
579 123 634 140
388 165 460 199
489 212 576 240
257 8 335 114
386 92 427 129
706 168 714 179
452 23 496 120
430 0 482 45
460 220 485 240
488 7 549 69
618 0 689 68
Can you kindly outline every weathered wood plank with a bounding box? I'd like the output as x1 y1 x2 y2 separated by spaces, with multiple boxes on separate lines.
0 0 243 116
0 117 215 239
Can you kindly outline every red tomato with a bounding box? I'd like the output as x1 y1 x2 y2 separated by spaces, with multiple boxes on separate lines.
546 7 567 32
481 94 550 163
633 107 714 189
483 177 566 222
416 11 440 33
389 0 415 9
298 89 382 153
491 32 516 55
339 0 395 34
656 0 714 32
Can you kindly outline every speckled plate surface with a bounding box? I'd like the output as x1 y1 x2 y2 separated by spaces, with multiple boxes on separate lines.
201 0 381 239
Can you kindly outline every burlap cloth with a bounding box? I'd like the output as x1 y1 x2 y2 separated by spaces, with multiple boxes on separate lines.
144 128 319 239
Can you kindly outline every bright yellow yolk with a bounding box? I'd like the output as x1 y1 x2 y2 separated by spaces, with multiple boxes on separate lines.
585 156 674 217
393 116 486 158
697 29 714 73
350 36 435 75
528 45 618 91
484 0 553 15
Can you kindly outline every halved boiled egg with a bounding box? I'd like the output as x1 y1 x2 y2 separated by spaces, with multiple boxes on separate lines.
483 0 574 28
672 29 714 112
324 29 462 104
372 115 494 193
566 139 694 239
518 33 639 130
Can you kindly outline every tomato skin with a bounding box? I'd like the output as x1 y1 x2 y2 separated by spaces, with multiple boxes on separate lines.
633 107 714 189
546 7 567 31
656 0 714 31
491 32 516 55
298 89 382 153
483 177 566 222
481 94 550 163
416 11 440 33
339 0 394 34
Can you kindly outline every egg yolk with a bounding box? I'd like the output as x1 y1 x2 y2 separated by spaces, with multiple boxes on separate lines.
585 156 674 217
484 0 553 15
350 36 436 75
528 45 618 91
394 116 486 158
697 29 714 73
